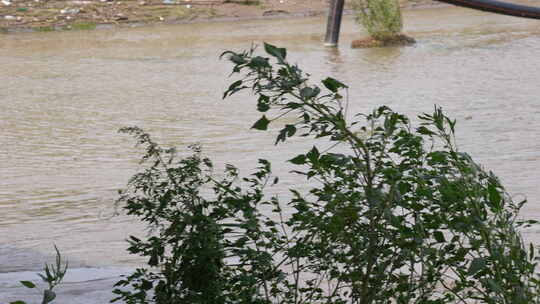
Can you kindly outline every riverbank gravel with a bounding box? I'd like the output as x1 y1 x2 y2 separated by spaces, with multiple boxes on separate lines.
0 0 439 32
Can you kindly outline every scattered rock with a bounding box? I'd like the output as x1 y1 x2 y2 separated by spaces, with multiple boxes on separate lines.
114 13 128 20
70 1 92 4
1 0 437 32
262 9 289 16
60 8 80 14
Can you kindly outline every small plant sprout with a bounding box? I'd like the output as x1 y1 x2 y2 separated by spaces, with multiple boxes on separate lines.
11 245 68 304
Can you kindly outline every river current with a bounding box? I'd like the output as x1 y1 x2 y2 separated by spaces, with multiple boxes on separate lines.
1 6 540 302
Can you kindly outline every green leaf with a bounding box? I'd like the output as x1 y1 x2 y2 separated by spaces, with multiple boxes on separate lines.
487 279 502 293
257 95 271 112
141 279 153 291
10 301 27 304
249 56 270 69
433 231 445 243
300 87 320 99
327 153 349 166
289 154 306 165
275 125 296 144
257 102 270 112
219 50 236 59
417 126 435 136
252 115 271 131
487 183 502 210
44 264 52 282
427 151 447 164
398 182 411 195
285 102 302 109
322 77 348 93
467 257 486 275
284 124 296 137
306 146 320 163
223 80 244 99
230 54 246 65
20 281 36 289
43 290 56 304
264 42 287 60
148 256 157 267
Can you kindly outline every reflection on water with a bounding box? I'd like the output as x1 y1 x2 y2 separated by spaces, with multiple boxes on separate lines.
324 47 344 73
1 5 540 302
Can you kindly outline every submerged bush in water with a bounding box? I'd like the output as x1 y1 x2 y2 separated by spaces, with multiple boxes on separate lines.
113 43 540 304
352 0 403 40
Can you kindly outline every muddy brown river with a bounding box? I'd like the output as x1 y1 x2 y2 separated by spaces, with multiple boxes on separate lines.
1 5 540 303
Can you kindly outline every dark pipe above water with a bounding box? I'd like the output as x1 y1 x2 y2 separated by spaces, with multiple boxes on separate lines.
435 0 540 19
324 0 539 47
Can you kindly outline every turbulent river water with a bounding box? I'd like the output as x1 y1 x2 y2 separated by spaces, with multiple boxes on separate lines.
1 5 540 303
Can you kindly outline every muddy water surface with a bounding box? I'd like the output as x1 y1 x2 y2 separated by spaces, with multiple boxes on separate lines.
1 6 540 302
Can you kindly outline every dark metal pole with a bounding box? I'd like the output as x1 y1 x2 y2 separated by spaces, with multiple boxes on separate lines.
324 0 345 47
435 0 540 19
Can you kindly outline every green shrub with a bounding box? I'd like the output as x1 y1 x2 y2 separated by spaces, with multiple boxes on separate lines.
352 0 403 40
70 22 97 31
34 26 55 32
113 44 540 304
